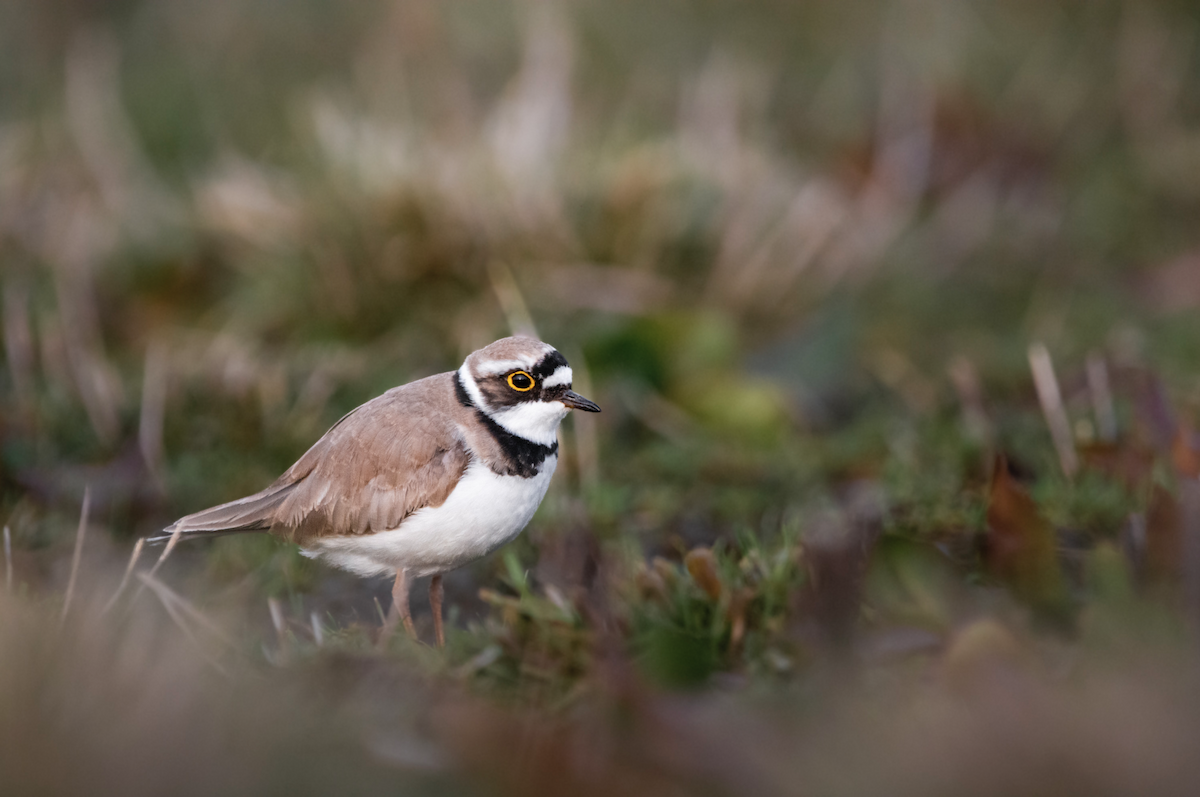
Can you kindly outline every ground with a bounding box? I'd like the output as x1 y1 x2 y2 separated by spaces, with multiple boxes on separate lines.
3 1 1200 794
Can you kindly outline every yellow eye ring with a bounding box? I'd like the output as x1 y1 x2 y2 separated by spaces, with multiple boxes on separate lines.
507 371 535 391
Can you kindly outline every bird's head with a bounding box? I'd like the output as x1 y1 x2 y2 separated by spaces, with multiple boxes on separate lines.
457 336 600 446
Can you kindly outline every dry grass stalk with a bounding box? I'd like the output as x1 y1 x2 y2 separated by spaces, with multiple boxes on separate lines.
2 280 35 406
310 611 324 647
486 2 573 194
101 536 145 614
3 525 11 594
60 485 91 624
132 525 185 606
268 597 285 635
453 644 503 679
623 388 695 444
1028 342 1078 478
138 341 169 483
1087 351 1118 442
948 355 992 445
146 524 185 580
64 28 181 237
267 597 289 659
50 210 124 448
487 259 540 339
136 571 235 653
566 347 599 488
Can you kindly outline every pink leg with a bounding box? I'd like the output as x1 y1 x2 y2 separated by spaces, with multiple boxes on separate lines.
380 568 416 643
430 574 445 649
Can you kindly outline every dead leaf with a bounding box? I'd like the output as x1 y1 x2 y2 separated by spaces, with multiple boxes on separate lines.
727 588 753 653
684 548 723 602
651 556 678 589
1146 484 1183 588
1171 422 1200 478
1079 440 1155 490
984 455 1068 613
634 565 669 604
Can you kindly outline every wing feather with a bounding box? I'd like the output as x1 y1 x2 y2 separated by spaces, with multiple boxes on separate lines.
155 373 471 545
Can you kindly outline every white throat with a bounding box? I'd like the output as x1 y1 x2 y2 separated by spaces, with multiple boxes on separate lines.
488 401 568 447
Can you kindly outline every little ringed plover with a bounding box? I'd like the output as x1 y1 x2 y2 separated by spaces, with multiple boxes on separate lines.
153 336 600 646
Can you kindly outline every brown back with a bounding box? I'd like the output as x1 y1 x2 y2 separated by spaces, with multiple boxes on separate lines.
271 372 470 544
167 372 472 545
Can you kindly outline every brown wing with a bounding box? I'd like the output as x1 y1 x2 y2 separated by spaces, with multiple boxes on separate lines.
160 373 470 546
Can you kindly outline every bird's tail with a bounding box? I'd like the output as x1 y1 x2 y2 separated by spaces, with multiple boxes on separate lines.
148 481 295 544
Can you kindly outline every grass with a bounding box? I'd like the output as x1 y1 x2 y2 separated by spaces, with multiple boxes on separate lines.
4 0 1200 793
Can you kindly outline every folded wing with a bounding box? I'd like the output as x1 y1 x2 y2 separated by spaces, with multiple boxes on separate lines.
154 380 470 545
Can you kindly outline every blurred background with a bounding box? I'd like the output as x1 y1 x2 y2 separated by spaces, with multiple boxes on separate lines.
4 0 1200 794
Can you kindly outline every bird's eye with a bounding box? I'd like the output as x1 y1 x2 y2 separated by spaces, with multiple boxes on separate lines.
507 371 535 391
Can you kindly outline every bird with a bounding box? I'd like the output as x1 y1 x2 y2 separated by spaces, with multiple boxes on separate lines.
151 336 600 647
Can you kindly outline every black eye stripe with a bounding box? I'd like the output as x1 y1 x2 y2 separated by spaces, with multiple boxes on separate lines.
531 350 569 379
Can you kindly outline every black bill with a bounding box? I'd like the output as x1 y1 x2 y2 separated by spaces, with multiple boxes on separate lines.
561 390 601 412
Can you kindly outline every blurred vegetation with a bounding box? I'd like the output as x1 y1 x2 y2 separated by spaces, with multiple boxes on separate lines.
4 0 1200 794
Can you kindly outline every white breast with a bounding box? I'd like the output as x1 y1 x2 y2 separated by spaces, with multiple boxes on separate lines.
305 455 557 578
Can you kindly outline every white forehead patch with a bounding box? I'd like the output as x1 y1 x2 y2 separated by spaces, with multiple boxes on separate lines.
489 401 569 447
541 365 573 388
475 358 537 377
